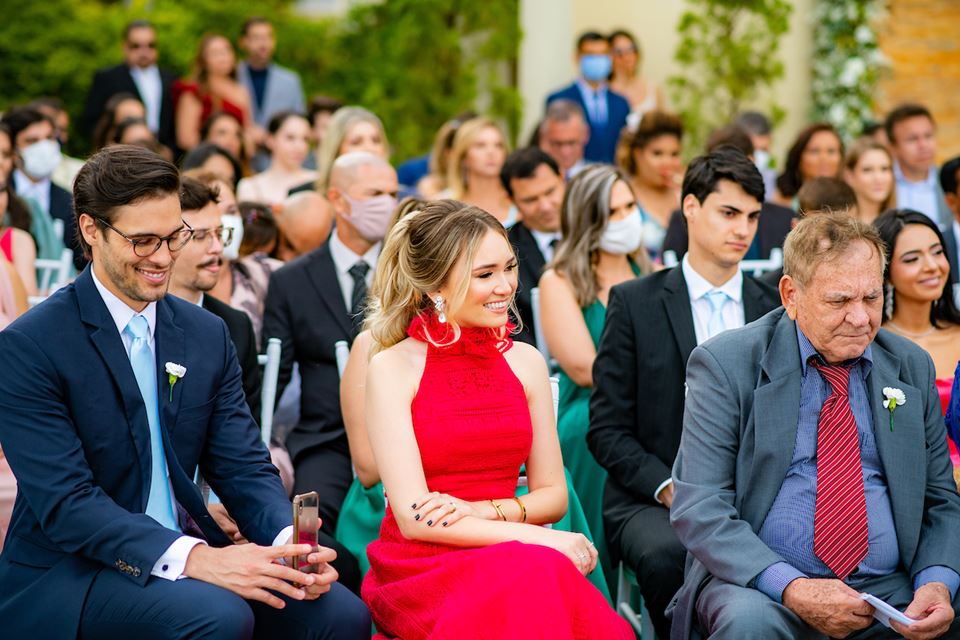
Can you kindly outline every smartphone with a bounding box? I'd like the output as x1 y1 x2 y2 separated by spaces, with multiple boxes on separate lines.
292 491 319 573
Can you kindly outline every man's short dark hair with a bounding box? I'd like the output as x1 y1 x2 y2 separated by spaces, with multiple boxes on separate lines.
27 97 66 115
705 125 754 157
681 146 765 206
734 111 771 137
940 156 960 196
884 103 934 144
1 106 54 147
123 19 154 41
797 177 857 216
180 176 220 212
241 16 271 36
307 95 344 123
500 147 560 197
73 145 180 258
576 31 606 52
180 142 242 188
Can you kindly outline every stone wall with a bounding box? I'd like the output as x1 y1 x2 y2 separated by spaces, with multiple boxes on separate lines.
875 0 960 161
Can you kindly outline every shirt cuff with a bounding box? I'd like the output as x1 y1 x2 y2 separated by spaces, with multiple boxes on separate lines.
273 525 294 547
150 535 207 581
653 478 673 504
753 562 807 604
914 566 960 600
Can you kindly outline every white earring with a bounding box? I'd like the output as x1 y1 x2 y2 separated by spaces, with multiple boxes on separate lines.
434 296 446 323
884 283 894 320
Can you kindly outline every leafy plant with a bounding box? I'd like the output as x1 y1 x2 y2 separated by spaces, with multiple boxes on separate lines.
669 0 792 157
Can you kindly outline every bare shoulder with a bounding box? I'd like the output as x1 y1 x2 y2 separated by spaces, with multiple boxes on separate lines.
368 337 428 392
538 267 574 297
503 340 549 390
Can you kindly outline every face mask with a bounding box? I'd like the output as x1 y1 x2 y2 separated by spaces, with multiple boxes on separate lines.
21 139 61 179
599 208 643 255
344 194 397 243
580 54 612 82
220 213 244 260
754 149 771 171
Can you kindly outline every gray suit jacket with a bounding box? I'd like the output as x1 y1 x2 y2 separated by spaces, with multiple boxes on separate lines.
237 61 306 128
669 307 960 639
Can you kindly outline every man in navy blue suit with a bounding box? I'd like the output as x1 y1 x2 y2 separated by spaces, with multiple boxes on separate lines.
0 145 370 640
545 31 630 165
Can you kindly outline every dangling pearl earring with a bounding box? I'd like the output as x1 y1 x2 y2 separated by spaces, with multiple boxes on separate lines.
884 283 894 320
434 296 447 323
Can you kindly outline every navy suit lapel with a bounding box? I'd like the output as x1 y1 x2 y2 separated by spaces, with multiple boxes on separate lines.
76 269 152 509
306 243 354 337
154 297 185 436
662 267 698 369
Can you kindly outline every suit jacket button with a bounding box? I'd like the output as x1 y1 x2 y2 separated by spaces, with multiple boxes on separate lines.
133 568 141 577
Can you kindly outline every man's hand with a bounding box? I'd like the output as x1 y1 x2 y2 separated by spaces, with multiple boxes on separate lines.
208 503 248 544
183 543 320 609
299 545 339 600
782 578 874 637
891 582 955 640
657 482 674 509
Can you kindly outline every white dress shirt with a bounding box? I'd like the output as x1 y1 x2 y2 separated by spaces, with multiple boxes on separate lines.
682 254 746 345
129 65 163 134
13 169 50 214
575 78 609 125
894 162 940 223
92 270 291 580
329 232 381 312
530 229 561 264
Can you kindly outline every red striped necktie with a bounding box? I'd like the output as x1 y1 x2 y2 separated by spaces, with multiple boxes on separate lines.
810 360 868 580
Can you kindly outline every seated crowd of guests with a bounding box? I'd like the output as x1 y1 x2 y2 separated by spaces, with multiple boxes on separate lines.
2 17 960 639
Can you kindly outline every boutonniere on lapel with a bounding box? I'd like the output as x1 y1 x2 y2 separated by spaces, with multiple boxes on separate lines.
165 362 186 401
882 387 906 432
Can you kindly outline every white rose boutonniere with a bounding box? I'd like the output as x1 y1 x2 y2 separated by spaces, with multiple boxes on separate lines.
165 362 186 401
882 387 906 432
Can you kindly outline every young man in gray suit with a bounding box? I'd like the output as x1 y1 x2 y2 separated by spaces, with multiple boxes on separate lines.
670 213 960 639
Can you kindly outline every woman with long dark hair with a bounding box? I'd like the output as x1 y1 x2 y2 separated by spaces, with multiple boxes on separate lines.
774 122 844 208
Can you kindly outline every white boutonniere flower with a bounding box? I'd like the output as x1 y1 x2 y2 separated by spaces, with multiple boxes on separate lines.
165 362 186 401
882 387 905 431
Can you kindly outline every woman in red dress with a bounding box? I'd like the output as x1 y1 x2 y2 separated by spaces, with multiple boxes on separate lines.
361 200 631 639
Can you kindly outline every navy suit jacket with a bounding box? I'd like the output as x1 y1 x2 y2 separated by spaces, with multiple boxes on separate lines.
546 82 630 164
941 221 959 285
0 268 290 639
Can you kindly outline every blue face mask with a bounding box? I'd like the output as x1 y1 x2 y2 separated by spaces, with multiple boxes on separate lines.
580 54 612 82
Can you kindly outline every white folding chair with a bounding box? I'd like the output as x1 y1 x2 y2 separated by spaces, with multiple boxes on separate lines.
30 248 73 307
517 376 560 493
616 562 657 638
531 287 550 363
51 219 64 243
662 250 679 268
739 247 783 278
257 338 282 446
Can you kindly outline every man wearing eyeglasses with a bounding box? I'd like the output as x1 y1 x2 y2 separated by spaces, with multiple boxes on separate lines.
82 19 178 153
0 145 371 639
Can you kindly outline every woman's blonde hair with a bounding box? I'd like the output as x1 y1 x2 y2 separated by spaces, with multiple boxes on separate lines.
844 137 896 212
445 117 509 199
549 164 651 307
314 106 388 193
366 199 517 356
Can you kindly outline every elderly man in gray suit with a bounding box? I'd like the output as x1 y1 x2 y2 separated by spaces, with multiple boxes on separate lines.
670 213 960 639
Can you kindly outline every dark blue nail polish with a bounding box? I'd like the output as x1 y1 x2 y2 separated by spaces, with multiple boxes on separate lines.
414 514 420 521
442 521 448 527
427 520 433 526
411 503 417 509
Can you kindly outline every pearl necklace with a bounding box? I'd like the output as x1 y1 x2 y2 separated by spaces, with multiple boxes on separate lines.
885 320 937 338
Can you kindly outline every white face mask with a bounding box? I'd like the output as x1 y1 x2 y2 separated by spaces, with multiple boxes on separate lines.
220 213 244 260
753 149 771 171
598 208 643 255
21 139 62 179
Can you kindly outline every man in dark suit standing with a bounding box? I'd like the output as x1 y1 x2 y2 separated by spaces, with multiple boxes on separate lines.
0 146 370 640
2 106 83 269
546 31 630 165
501 147 564 346
82 20 177 153
263 152 398 534
588 148 781 638
938 156 960 288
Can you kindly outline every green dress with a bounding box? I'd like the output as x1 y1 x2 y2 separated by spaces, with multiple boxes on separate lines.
556 263 641 595
335 468 612 601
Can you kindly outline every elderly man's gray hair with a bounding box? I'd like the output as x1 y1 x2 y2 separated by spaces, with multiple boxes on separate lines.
783 213 887 288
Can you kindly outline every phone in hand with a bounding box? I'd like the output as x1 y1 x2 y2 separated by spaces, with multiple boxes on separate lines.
292 491 319 573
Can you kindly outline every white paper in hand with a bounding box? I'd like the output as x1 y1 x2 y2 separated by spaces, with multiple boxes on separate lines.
860 593 916 629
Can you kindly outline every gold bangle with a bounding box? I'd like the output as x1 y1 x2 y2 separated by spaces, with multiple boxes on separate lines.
512 497 527 523
490 499 506 521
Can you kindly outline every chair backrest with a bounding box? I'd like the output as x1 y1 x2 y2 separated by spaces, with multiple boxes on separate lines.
334 339 351 379
35 248 73 294
257 337 282 446
662 250 679 268
51 219 64 243
550 375 559 422
740 247 783 278
530 287 551 363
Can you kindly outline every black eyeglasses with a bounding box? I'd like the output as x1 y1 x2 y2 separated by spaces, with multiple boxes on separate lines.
190 225 234 246
97 217 194 257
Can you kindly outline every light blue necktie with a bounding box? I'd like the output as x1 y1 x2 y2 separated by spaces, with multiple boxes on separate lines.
705 290 729 340
125 315 180 531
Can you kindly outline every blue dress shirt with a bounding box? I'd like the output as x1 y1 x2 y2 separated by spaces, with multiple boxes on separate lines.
753 327 960 602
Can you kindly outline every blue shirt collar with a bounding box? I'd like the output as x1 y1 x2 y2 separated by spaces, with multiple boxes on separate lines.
796 325 873 377
893 161 937 187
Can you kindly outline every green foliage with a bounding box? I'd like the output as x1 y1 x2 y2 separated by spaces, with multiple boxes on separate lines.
669 0 792 157
0 0 520 162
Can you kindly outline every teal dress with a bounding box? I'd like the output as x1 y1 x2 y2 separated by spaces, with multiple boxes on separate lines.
556 263 641 594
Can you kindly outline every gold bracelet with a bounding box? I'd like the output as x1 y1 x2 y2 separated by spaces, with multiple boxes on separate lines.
512 497 527 523
489 499 506 521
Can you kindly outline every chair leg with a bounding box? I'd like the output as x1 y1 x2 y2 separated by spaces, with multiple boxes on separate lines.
615 562 645 637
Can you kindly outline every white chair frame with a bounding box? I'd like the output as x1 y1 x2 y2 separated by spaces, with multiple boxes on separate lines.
257 337 282 446
29 248 73 308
